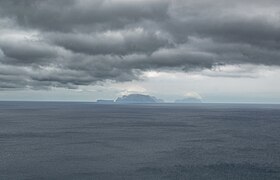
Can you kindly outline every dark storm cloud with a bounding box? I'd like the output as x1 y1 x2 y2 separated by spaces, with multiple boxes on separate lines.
0 0 280 89
0 0 169 31
46 30 171 56
0 40 58 64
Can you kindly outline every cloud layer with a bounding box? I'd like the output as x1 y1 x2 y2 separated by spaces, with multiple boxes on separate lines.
0 0 280 89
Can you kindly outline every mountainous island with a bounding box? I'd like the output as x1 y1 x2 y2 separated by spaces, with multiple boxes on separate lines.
174 97 202 103
115 94 163 104
96 94 202 104
96 94 163 104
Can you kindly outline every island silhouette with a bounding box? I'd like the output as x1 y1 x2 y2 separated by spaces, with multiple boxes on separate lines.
96 94 202 104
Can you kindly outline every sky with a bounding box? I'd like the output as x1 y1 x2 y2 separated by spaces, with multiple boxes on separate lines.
0 0 280 103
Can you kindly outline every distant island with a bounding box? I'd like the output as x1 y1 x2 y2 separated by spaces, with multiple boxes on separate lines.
115 94 163 104
96 94 163 104
96 94 202 104
174 97 202 103
96 100 115 104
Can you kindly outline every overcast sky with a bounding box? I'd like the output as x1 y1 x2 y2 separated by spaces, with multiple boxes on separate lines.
0 0 280 103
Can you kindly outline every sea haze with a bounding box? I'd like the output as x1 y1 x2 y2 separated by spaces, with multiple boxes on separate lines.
0 102 280 180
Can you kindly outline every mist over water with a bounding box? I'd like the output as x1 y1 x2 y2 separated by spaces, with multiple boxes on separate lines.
0 102 280 180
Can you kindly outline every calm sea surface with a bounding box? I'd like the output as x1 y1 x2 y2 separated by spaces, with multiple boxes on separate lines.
0 102 280 180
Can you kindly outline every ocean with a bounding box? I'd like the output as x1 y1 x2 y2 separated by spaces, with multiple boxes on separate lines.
0 102 280 180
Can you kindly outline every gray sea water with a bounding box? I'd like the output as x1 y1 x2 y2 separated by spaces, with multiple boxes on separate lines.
0 102 280 180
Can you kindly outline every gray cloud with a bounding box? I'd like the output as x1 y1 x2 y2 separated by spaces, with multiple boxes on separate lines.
0 0 169 31
0 40 58 65
46 29 171 56
0 0 280 89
